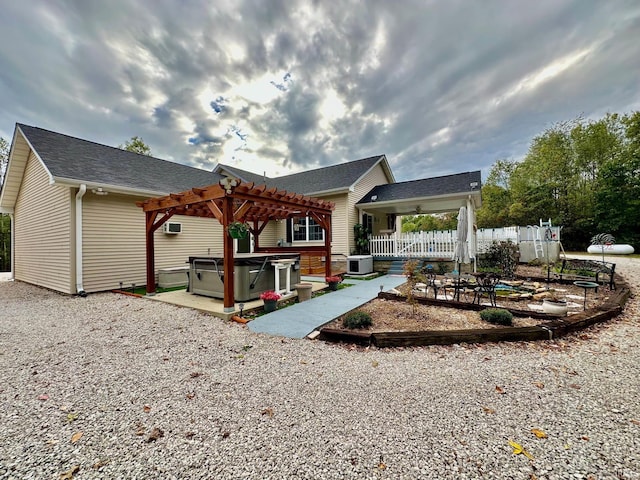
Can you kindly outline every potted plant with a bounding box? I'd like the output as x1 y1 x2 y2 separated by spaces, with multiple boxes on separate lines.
325 275 342 291
260 290 281 312
542 292 568 316
227 221 249 239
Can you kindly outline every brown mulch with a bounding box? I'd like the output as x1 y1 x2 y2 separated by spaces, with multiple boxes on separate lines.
325 265 614 333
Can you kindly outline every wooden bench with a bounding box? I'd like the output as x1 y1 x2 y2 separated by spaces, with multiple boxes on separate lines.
556 258 616 290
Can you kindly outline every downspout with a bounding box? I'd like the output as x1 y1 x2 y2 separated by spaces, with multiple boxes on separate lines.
75 184 87 297
9 213 15 281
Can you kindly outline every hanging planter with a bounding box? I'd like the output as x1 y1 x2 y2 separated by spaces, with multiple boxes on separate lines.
227 221 249 239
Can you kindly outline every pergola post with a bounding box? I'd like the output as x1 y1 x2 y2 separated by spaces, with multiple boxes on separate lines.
222 196 235 312
145 211 157 295
324 215 332 279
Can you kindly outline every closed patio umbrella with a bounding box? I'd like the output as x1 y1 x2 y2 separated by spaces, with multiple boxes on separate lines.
452 206 469 271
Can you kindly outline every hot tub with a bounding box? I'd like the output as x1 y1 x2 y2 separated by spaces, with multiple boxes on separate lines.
188 253 300 302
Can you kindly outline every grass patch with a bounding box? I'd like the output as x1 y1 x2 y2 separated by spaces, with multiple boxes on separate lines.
119 285 187 296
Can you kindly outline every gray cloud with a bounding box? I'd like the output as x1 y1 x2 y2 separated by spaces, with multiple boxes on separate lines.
1 0 639 183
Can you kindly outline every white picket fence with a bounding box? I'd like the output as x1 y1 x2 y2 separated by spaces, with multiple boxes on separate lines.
369 225 561 258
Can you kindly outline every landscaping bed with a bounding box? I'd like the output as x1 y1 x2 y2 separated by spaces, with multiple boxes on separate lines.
319 267 630 347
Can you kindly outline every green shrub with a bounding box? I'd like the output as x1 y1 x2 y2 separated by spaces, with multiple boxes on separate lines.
479 308 513 326
343 310 373 329
477 241 519 279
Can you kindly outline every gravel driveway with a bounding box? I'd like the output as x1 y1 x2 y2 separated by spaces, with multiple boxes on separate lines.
1 256 639 479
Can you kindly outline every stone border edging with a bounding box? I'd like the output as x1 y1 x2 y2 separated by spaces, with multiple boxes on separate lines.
318 276 631 348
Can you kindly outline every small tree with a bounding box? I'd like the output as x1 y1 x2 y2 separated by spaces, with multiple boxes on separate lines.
0 137 10 272
403 259 424 315
353 223 370 255
0 137 9 187
119 136 152 156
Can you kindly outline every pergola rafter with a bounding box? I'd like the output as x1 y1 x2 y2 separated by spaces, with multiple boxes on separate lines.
137 179 335 311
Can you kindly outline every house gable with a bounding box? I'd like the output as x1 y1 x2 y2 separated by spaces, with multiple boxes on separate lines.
13 151 73 293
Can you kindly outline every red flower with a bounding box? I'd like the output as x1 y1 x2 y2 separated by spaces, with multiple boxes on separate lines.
325 276 342 283
260 290 281 301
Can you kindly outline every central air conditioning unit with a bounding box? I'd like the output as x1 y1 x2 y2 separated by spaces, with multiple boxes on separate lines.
163 222 182 234
347 255 373 274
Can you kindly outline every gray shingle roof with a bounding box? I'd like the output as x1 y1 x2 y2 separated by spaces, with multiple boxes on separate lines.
217 155 386 195
18 124 223 194
213 164 269 185
357 171 482 204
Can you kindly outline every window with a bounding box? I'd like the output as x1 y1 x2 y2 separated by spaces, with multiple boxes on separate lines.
292 216 324 242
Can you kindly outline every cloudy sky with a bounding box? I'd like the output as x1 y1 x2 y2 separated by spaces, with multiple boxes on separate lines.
1 1 639 182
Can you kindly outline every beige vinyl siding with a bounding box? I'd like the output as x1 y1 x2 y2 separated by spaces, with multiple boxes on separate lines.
0 132 30 210
326 194 348 255
14 152 73 293
257 221 279 247
347 163 391 249
82 193 223 292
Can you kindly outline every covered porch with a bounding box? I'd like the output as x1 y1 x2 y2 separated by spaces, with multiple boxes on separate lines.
356 171 482 265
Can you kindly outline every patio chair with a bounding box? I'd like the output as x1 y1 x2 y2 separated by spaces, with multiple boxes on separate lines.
426 272 440 299
472 274 500 307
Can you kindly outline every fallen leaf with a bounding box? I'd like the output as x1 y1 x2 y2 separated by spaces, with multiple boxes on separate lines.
38 394 49 401
70 431 83 443
134 422 145 436
533 382 544 389
146 427 164 443
372 360 379 368
185 392 195 400
378 462 387 470
143 404 151 413
495 386 506 394
66 413 78 423
221 430 230 438
59 465 80 479
531 428 548 438
569 384 581 390
508 440 534 460
581 436 589 441
92 459 110 470
631 419 640 426
261 407 274 417
482 406 496 414
190 372 202 378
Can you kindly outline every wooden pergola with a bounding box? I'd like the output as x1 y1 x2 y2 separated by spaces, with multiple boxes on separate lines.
137 178 335 311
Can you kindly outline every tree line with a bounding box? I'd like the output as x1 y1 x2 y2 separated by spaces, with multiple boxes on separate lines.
476 111 639 251
402 111 639 253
